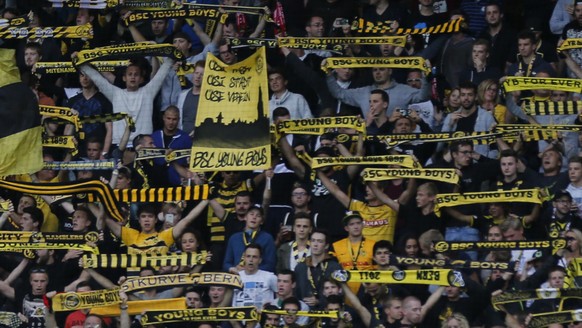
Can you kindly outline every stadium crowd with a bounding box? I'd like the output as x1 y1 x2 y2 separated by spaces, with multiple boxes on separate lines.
0 0 582 327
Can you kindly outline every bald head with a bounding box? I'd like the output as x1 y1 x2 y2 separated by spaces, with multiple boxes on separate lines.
402 296 422 325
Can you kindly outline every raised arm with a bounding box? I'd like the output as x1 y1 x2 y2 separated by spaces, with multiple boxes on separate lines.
0 199 14 228
85 268 117 289
339 282 372 327
4 258 29 286
220 288 233 307
421 286 445 321
119 290 131 328
191 20 211 46
249 7 270 38
172 200 209 239
443 207 474 225
124 10 148 43
563 52 582 78
397 177 416 206
64 270 90 292
117 119 132 153
520 204 541 227
87 202 105 231
503 85 531 122
208 198 227 221
325 73 363 108
104 215 122 238
261 169 273 218
337 132 364 180
78 63 118 99
103 121 113 156
0 280 14 301
368 181 400 211
317 170 350 208
550 0 574 35
411 73 430 103
171 161 194 181
278 133 307 178
144 58 174 94
56 150 73 182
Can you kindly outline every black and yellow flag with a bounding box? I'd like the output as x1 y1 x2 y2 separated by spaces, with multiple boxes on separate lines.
190 47 270 171
0 48 43 175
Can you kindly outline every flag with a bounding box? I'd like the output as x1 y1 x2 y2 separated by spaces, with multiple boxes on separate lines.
0 48 42 176
190 47 270 171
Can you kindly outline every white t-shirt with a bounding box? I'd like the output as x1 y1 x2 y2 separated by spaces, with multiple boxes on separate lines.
233 270 277 308
566 184 582 213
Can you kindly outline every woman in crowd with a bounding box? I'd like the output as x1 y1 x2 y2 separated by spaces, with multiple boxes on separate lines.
477 79 512 124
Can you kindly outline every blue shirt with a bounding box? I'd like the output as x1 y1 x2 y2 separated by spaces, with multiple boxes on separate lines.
223 230 276 272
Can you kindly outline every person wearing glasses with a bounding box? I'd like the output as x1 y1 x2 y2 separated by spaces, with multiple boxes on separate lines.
303 15 332 58
542 190 582 239
402 69 442 132
557 229 582 271
476 79 510 125
429 140 503 260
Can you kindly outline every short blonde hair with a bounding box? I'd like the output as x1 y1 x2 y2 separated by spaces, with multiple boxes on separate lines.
418 229 444 251
567 228 582 254
441 313 470 328
477 79 500 105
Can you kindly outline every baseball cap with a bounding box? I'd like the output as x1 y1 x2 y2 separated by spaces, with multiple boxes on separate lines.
553 190 573 202
342 211 363 226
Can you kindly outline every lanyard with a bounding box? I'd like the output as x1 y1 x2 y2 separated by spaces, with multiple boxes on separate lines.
348 238 364 270
307 261 328 297
518 54 536 77
242 230 257 246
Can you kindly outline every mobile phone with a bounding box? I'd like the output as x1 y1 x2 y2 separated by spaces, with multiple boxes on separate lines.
398 108 411 116
165 214 175 225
